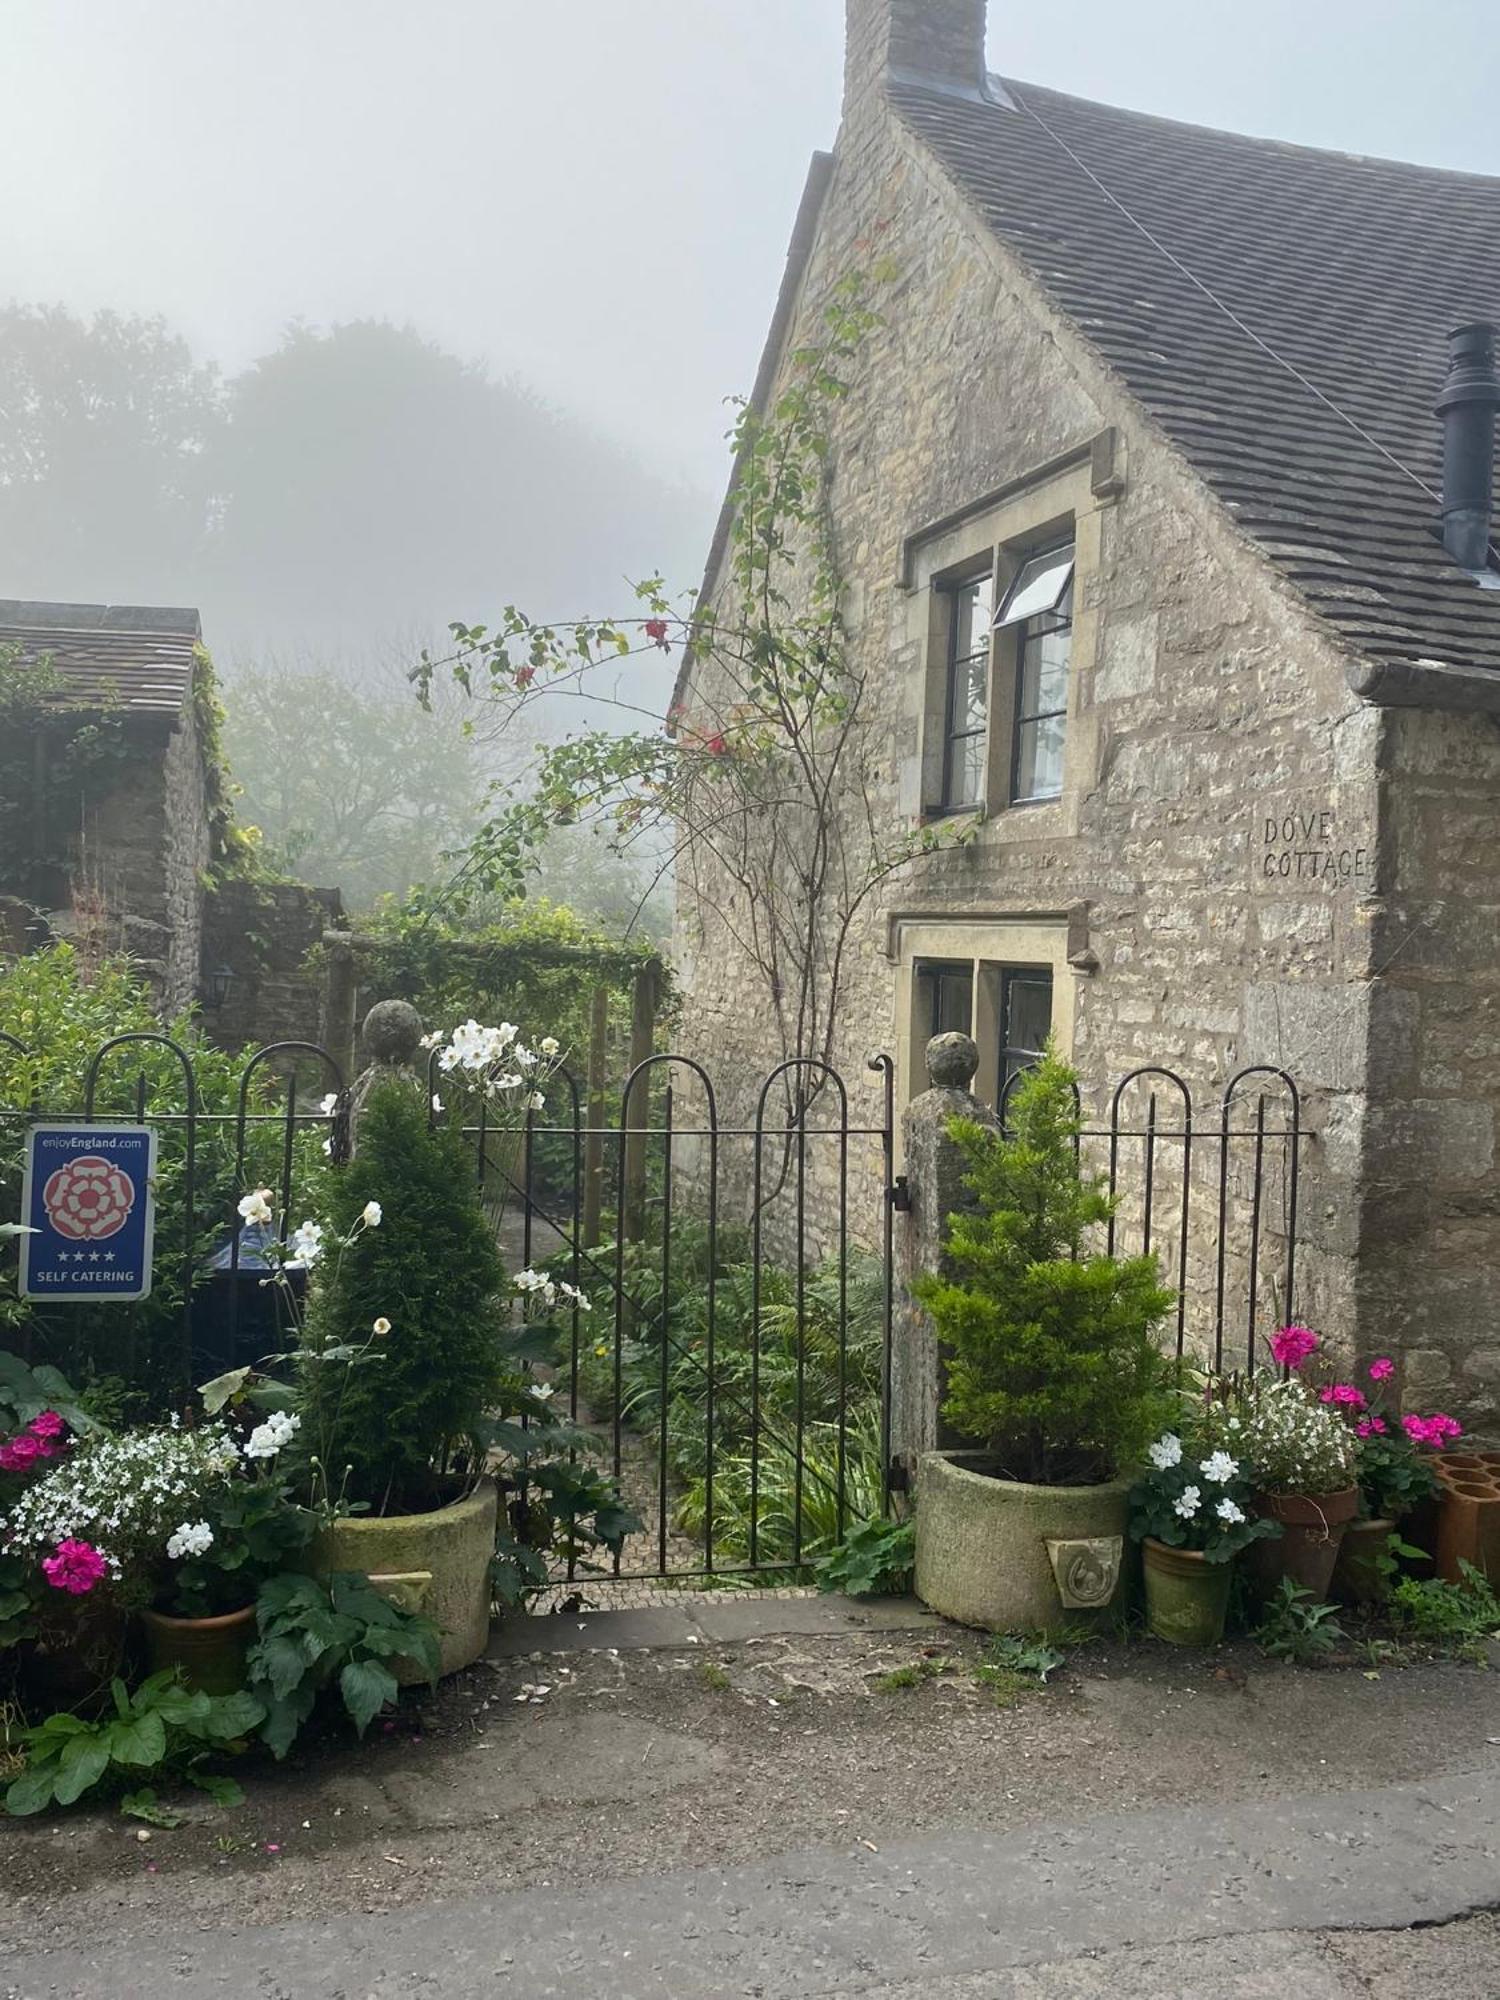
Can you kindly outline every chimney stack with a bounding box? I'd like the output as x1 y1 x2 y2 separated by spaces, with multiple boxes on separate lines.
1435 322 1499 572
844 0 990 118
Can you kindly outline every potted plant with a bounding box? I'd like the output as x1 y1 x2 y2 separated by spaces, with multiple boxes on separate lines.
1314 1356 1443 1604
139 1407 315 1693
912 1051 1175 1634
1129 1425 1278 1645
1222 1328 1359 1601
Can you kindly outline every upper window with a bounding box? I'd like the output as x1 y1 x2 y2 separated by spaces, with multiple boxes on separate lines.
939 572 993 812
995 544 1075 805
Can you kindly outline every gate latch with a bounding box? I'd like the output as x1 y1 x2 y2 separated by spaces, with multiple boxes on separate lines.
888 1175 911 1213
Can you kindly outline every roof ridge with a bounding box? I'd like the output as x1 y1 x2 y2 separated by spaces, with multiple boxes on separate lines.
990 74 1500 191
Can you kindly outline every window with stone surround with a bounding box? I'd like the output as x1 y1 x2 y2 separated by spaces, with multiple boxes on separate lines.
924 528 1077 820
908 941 1059 1112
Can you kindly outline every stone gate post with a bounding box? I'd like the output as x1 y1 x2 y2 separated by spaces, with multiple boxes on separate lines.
891 1032 998 1490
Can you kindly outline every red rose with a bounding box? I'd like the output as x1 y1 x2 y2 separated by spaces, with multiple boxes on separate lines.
645 618 670 650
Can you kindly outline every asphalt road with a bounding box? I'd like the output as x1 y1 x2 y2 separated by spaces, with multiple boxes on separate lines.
5 1767 1498 1998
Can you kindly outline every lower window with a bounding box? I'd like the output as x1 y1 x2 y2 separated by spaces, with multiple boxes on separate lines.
913 957 1054 1109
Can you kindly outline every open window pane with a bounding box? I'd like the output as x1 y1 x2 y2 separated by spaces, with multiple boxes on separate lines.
994 547 1075 630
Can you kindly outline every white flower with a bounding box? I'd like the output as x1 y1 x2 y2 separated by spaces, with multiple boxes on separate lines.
432 1094 444 1112
1216 1497 1246 1525
557 1280 592 1312
512 1268 550 1293
361 1201 383 1228
372 1317 391 1337
321 1137 333 1156
1148 1433 1182 1470
318 1093 340 1116
244 1410 300 1461
1173 1484 1202 1520
419 1030 443 1050
237 1188 274 1228
288 1221 325 1268
1200 1450 1239 1484
527 1381 555 1402
526 1091 545 1112
540 1036 560 1057
166 1520 214 1561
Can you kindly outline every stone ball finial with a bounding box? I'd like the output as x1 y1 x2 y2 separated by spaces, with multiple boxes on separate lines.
926 1032 979 1090
361 999 424 1067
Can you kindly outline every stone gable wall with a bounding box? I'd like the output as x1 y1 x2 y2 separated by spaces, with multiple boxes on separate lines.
674 84 1389 1384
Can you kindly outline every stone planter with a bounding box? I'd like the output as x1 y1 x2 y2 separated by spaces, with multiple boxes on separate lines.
1330 1517 1396 1606
914 1451 1131 1634
1141 1539 1232 1647
140 1603 256 1696
308 1478 497 1681
1432 1451 1500 1583
1246 1485 1359 1601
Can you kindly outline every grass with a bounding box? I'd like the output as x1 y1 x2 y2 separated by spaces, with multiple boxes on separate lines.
874 1653 957 1693
696 1660 732 1691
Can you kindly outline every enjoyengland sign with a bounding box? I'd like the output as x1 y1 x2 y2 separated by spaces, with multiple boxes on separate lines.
18 1126 157 1301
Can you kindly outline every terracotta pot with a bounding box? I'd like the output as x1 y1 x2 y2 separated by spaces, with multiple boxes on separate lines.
1142 1538 1232 1647
1432 1450 1500 1584
140 1603 255 1695
1247 1485 1359 1601
1330 1516 1395 1606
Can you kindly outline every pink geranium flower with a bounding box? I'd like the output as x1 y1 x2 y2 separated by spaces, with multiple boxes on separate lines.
40 1539 109 1595
1320 1383 1367 1410
1356 1416 1387 1438
1270 1324 1319 1369
1367 1358 1395 1382
1402 1412 1464 1449
0 1432 43 1473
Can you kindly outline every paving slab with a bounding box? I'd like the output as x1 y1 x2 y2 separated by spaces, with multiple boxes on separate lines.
485 1591 941 1657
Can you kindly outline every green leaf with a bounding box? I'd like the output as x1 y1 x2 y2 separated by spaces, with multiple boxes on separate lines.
110 1710 168 1768
4 1765 59 1816
338 1658 397 1737
198 1366 251 1415
184 1770 244 1807
52 1734 111 1806
202 1689 267 1741
251 1632 313 1702
120 1787 182 1828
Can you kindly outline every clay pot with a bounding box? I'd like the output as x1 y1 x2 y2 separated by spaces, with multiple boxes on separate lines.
1330 1516 1396 1606
1142 1539 1232 1647
1432 1451 1500 1584
139 1603 256 1695
1247 1485 1359 1601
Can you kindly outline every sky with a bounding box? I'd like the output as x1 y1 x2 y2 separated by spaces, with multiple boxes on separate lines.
4 0 1499 502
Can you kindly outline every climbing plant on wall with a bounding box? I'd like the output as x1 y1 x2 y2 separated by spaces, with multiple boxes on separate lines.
414 271 970 1083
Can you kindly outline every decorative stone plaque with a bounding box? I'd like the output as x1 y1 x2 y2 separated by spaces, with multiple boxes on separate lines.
1045 1535 1123 1608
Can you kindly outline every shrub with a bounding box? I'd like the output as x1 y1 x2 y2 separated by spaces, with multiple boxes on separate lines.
299 1079 505 1510
914 1051 1175 1484
1254 1577 1345 1663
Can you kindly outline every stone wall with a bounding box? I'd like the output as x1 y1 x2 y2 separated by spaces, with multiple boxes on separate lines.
1356 705 1500 1428
674 53 1382 1377
76 709 209 1017
200 880 344 1059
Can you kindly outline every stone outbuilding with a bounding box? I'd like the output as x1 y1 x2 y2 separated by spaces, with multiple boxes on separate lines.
673 0 1500 1420
0 597 339 1042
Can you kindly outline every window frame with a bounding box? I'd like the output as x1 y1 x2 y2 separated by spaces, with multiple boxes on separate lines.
936 568 995 815
998 964 1054 1094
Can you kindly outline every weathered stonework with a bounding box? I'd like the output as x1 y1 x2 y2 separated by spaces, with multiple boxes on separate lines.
672 1 1499 1428
199 880 345 1059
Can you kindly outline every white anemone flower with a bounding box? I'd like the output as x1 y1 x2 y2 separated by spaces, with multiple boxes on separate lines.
361 1200 383 1228
237 1188 274 1228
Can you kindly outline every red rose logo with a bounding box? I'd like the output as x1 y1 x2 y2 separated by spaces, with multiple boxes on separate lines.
42 1154 135 1241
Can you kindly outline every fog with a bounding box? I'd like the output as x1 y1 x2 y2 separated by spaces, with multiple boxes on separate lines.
3 0 1496 668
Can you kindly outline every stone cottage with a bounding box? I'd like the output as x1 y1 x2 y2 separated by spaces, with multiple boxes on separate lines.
673 0 1500 1418
0 598 339 1043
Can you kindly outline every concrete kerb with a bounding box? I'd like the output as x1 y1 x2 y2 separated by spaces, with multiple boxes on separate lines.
485 1592 943 1658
